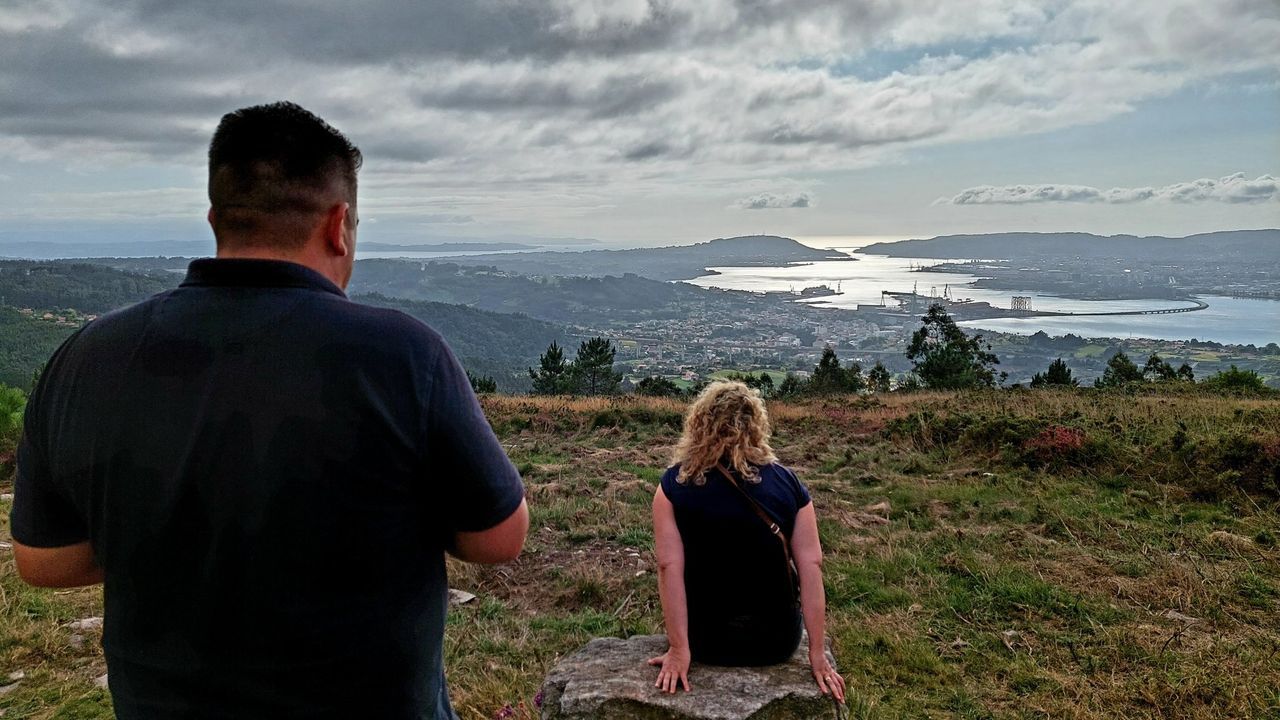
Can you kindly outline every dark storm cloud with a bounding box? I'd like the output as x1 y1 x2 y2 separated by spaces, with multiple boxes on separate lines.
749 120 944 149
415 74 679 119
128 0 688 64
622 141 675 161
0 20 243 155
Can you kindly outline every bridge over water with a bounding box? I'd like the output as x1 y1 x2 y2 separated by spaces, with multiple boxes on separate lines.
1061 298 1209 317
884 292 1210 318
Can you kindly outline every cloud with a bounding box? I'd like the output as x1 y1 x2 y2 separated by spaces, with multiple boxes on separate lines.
736 192 815 210
0 1 1277 227
0 187 206 220
942 174 1280 205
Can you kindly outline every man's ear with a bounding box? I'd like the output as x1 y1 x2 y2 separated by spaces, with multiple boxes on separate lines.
323 202 351 257
207 207 216 228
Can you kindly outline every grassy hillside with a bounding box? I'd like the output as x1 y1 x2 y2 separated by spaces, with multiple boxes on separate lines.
1 390 1277 719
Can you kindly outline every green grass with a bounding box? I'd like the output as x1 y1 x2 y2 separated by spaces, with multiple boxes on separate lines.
4 390 1279 719
710 368 788 384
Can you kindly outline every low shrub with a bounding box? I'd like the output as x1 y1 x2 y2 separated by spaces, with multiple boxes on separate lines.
1022 425 1087 467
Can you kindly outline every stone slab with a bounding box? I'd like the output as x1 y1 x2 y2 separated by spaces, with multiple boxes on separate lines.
540 633 840 720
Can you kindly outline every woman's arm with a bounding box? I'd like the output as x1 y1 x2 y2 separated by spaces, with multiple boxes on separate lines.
648 485 692 692
792 502 846 702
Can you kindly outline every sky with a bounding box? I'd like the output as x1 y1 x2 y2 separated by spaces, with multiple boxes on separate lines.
0 0 1277 248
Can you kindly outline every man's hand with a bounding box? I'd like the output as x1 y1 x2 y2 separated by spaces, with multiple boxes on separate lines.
648 645 692 694
450 499 529 564
12 540 104 588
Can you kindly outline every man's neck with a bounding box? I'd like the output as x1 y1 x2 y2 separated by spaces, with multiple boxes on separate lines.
215 243 345 290
215 244 306 263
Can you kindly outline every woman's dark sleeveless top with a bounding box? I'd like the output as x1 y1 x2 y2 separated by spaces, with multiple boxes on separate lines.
660 462 811 666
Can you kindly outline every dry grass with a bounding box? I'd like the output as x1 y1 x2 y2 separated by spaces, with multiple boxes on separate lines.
2 389 1278 719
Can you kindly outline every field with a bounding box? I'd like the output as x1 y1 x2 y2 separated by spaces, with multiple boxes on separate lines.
2 390 1279 719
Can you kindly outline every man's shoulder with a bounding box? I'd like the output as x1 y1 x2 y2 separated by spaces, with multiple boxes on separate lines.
336 300 449 351
63 290 176 349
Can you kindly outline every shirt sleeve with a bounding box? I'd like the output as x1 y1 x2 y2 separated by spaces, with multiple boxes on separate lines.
779 464 812 510
10 378 89 548
423 338 525 534
659 465 679 498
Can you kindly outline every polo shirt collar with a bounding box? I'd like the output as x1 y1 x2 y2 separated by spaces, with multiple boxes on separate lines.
181 258 346 298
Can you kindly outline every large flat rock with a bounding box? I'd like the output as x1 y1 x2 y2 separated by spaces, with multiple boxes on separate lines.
540 634 839 720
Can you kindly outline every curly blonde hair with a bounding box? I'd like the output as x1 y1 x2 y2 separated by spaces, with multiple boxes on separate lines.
673 380 777 484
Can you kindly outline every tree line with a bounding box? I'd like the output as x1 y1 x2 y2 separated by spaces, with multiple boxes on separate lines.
511 337 623 396
513 303 1272 398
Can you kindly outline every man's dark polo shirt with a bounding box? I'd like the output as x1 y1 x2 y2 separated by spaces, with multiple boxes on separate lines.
10 259 525 719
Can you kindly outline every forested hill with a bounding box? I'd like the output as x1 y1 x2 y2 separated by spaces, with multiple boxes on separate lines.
0 307 80 388
0 260 576 392
0 261 177 314
859 229 1280 260
426 234 849 280
355 293 572 389
348 259 783 326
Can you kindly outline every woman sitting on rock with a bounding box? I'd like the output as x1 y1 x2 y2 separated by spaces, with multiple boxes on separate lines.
648 380 845 701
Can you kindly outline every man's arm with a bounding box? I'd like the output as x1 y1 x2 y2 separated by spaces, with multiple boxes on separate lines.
12 540 103 588
451 498 529 564
419 332 527 562
11 348 98 588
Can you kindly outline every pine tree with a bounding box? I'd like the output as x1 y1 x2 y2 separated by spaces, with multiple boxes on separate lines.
573 337 621 396
905 304 1003 389
722 371 777 398
845 361 864 392
1204 365 1267 392
529 341 573 395
810 346 844 393
1143 353 1177 381
809 346 864 394
1095 351 1144 387
635 376 680 397
467 371 497 394
1030 358 1078 388
755 372 775 397
776 374 806 397
1176 363 1195 382
867 362 892 393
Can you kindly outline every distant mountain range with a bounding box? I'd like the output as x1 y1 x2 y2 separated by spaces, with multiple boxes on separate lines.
359 241 540 252
858 229 1280 260
0 239 549 259
433 234 850 280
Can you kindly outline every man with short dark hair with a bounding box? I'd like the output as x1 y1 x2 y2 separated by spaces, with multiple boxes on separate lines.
10 101 528 719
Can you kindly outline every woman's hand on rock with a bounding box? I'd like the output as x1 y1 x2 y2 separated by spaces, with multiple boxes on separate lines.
647 646 692 693
809 649 846 703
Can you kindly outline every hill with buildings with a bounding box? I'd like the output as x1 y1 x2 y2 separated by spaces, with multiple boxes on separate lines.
859 229 1280 261
429 234 850 280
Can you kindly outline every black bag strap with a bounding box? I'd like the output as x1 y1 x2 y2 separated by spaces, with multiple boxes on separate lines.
715 463 799 593
717 464 842 717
